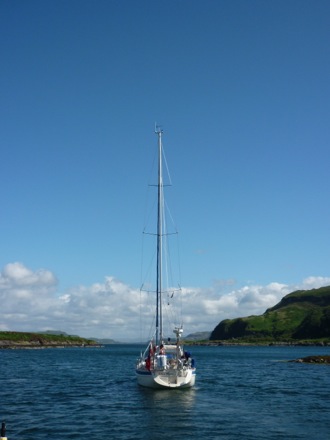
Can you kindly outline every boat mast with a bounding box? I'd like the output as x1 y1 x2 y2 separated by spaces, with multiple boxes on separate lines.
155 126 163 347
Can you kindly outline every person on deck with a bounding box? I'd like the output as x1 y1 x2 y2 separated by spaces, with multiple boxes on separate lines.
145 356 151 371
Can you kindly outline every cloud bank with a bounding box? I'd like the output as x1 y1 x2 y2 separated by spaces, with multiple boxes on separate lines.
1 262 330 341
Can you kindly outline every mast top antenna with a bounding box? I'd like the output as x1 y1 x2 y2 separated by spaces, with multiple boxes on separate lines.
155 123 163 134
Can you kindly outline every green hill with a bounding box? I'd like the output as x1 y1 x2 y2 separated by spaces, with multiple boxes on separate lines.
210 286 330 342
0 331 101 348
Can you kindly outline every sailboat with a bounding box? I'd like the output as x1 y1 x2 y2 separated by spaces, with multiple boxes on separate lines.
135 127 196 389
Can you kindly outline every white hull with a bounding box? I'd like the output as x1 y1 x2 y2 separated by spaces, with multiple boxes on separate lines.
136 368 196 389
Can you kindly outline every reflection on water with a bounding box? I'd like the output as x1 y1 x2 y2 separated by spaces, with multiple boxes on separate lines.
141 387 196 410
139 387 196 435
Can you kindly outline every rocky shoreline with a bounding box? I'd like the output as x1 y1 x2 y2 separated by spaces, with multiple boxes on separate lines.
289 355 330 364
189 340 330 347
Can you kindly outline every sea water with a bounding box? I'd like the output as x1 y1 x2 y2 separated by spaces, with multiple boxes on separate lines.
1 344 329 439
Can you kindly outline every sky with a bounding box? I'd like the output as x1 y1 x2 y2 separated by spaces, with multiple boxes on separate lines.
1 0 330 341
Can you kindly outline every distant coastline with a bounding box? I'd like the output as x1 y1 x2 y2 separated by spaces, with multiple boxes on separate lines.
0 331 102 349
2 331 329 349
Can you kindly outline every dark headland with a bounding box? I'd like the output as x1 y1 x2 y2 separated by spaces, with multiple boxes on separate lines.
185 286 330 365
208 285 330 345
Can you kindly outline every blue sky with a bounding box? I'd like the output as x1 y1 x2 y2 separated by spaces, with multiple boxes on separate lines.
1 0 329 340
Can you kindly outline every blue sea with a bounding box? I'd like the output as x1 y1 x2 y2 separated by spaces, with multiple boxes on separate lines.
1 344 329 439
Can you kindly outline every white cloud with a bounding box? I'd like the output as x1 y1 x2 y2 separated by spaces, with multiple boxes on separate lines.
1 262 56 287
302 276 330 288
1 262 330 340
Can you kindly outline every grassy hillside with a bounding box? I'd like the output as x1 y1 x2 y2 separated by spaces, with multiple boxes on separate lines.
210 286 330 342
0 331 100 348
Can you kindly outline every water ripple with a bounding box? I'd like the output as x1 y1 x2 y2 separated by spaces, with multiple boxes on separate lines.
1 345 329 439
